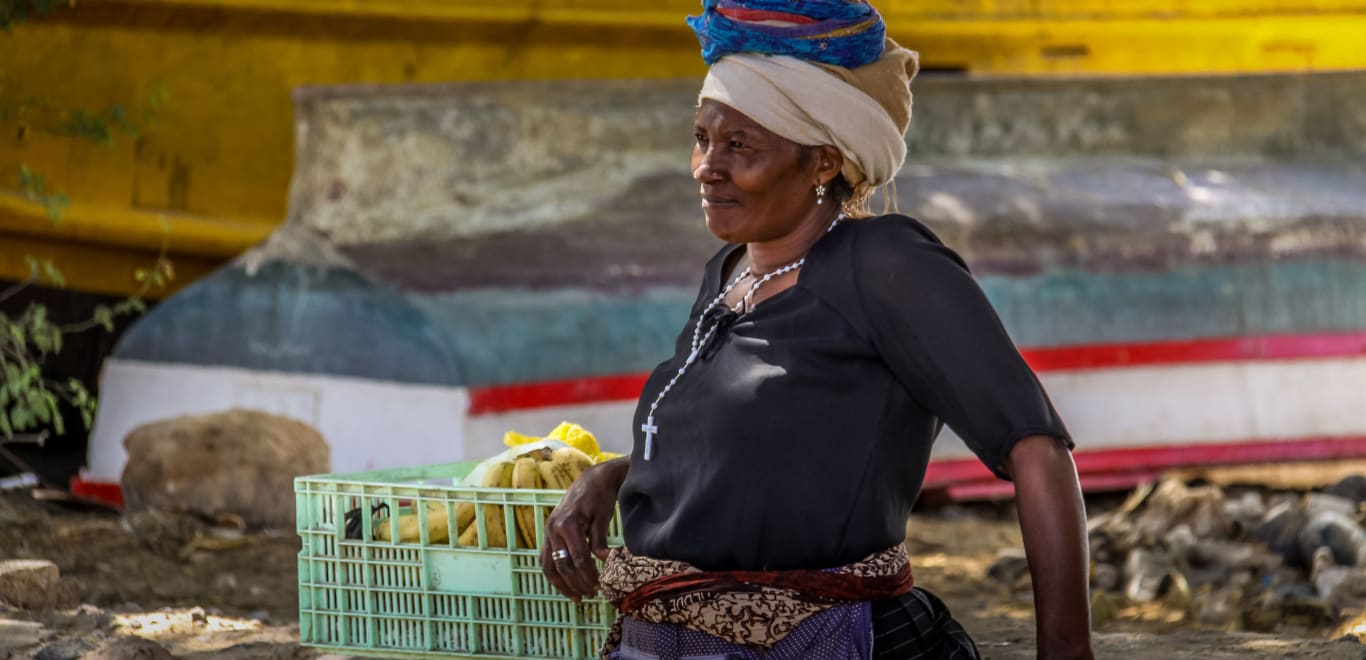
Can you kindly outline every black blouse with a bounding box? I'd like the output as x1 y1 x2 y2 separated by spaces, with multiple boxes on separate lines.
618 214 1071 572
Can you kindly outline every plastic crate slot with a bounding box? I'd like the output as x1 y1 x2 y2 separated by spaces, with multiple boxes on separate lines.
388 591 421 616
541 599 572 625
376 616 424 650
521 599 543 625
311 560 338 586
537 502 556 549
348 588 370 614
375 591 389 620
315 614 334 646
344 614 369 647
331 588 349 614
475 595 513 621
410 618 427 650
417 619 432 651
312 613 343 644
341 561 364 587
516 571 550 597
371 563 420 589
414 498 430 546
477 623 519 655
432 594 469 619
329 494 347 532
521 623 565 657
311 490 331 529
432 620 468 651
313 586 336 612
372 544 421 563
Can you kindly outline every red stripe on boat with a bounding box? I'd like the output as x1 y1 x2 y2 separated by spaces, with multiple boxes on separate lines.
1022 331 1366 372
467 332 1366 414
924 435 1366 499
715 7 819 24
469 373 651 415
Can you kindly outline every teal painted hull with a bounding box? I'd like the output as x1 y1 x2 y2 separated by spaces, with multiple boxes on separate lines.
114 255 1366 387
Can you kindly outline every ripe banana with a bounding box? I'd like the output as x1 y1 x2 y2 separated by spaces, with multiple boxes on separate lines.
453 500 477 538
457 517 480 547
455 457 515 538
458 461 513 548
538 459 575 490
375 501 450 544
478 504 510 548
511 457 543 548
552 446 594 480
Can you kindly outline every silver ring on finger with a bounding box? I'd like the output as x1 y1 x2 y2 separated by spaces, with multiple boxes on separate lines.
551 549 571 562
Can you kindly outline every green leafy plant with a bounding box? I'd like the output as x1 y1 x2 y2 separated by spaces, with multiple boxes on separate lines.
0 85 168 146
18 164 68 221
0 254 171 438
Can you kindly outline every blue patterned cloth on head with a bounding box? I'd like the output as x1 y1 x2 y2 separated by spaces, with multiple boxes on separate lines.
686 0 886 68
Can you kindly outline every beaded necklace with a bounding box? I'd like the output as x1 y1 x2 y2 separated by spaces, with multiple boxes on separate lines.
641 215 842 460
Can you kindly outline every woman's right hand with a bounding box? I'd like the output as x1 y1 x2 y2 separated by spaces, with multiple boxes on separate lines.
540 456 629 601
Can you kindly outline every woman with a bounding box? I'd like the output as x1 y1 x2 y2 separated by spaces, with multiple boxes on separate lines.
541 1 1094 658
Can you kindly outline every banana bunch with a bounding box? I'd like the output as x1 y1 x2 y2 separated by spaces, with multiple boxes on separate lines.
366 446 595 547
456 446 594 549
367 442 596 548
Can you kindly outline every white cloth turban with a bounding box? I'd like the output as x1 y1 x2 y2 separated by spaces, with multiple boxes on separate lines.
698 52 912 189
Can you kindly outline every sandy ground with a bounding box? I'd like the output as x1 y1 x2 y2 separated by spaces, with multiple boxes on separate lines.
1 491 1363 659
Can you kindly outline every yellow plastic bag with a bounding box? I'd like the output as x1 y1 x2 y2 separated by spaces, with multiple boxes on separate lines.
503 422 622 464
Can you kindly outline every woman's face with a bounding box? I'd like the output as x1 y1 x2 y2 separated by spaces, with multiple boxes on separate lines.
691 100 825 244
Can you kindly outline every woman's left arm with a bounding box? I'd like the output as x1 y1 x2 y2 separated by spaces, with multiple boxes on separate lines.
1004 434 1095 660
851 221 1093 655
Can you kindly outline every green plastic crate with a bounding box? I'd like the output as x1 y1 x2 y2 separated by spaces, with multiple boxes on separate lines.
295 461 621 659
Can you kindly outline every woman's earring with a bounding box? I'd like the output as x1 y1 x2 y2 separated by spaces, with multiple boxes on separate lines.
815 183 827 205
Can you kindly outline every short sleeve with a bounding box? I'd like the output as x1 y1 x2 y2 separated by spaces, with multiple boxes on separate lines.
852 216 1072 480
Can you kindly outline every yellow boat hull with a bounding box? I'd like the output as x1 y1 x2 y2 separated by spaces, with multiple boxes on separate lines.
2 0 1364 295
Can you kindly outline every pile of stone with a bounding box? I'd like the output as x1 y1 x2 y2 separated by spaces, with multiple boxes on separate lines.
1084 475 1366 631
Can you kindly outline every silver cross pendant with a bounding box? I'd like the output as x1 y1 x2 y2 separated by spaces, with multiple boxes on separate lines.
641 415 659 460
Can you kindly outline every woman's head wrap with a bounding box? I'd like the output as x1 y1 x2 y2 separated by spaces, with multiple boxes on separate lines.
690 0 918 216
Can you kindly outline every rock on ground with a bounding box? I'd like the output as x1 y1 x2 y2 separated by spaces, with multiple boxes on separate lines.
0 619 44 653
120 409 329 529
0 560 77 611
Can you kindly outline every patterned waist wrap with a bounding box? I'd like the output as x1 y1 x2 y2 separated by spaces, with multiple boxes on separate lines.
598 545 914 656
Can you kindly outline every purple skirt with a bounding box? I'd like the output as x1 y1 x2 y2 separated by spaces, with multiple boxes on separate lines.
609 588 979 660
613 602 873 660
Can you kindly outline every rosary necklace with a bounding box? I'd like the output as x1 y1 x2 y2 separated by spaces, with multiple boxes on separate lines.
641 215 843 460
